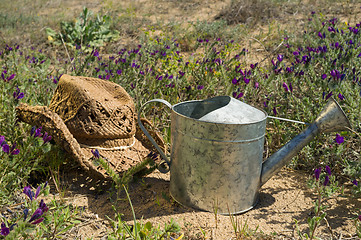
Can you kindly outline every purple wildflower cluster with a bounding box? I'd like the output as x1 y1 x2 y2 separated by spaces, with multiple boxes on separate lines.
231 54 259 99
0 135 19 155
278 16 361 104
91 149 100 159
1 70 15 82
335 133 344 144
1 183 49 236
88 37 187 92
314 165 332 186
30 126 52 144
352 179 358 186
13 86 24 100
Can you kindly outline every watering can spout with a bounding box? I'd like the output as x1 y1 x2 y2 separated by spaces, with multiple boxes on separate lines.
261 97 351 185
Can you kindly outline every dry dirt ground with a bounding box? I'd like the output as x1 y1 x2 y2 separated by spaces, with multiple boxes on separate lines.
12 0 361 239
53 167 360 239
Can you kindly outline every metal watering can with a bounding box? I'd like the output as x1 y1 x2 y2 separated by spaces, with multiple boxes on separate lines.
137 96 351 214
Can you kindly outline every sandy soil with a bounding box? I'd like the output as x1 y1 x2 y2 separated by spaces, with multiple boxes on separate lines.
53 166 360 239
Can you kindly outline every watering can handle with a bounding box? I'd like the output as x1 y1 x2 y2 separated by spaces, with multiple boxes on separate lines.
137 99 172 173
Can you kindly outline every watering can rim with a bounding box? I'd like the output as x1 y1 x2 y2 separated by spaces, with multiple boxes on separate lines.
171 95 269 126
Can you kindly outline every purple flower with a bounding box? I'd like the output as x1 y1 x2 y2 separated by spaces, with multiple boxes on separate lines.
274 68 282 74
271 58 277 66
232 77 238 85
35 185 41 199
13 86 24 99
117 69 122 75
329 18 338 25
322 74 327 79
352 179 358 186
28 208 43 223
314 167 322 180
325 165 331 175
318 32 325 39
31 217 44 225
277 54 284 62
323 175 330 186
250 63 258 69
338 93 345 100
282 82 289 92
0 223 9 236
27 200 49 224
302 55 311 64
93 49 99 57
232 92 243 99
23 186 34 201
197 85 204 90
42 132 52 144
39 199 49 213
272 107 277 116
4 143 19 155
243 78 250 84
289 82 293 92
330 69 341 80
358 215 361 222
11 148 19 155
254 82 259 89
335 133 344 144
325 91 333 100
328 26 336 33
34 127 42 138
91 149 100 159
357 52 361 58
7 73 15 81
2 144 10 153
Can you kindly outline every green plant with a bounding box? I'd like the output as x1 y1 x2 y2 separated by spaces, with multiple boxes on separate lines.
46 7 119 50
0 126 53 206
106 185 182 240
0 182 82 239
355 214 361 238
228 214 261 239
93 152 157 199
295 166 341 239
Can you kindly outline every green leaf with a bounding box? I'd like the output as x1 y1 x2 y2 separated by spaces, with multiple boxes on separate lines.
145 221 153 231
57 224 74 235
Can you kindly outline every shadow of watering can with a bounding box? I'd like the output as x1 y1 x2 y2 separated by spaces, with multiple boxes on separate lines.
138 96 351 214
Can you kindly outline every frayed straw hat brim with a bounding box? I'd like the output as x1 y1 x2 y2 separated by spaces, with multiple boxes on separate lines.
16 104 165 180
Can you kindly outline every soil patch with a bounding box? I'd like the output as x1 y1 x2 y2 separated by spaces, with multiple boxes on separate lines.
52 167 359 239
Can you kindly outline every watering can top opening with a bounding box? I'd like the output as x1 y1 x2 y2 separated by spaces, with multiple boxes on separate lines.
172 96 268 125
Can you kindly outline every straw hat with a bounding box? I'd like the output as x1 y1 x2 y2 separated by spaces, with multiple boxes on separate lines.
16 74 165 179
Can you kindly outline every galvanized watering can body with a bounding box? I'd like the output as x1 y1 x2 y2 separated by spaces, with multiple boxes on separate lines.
138 96 351 214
